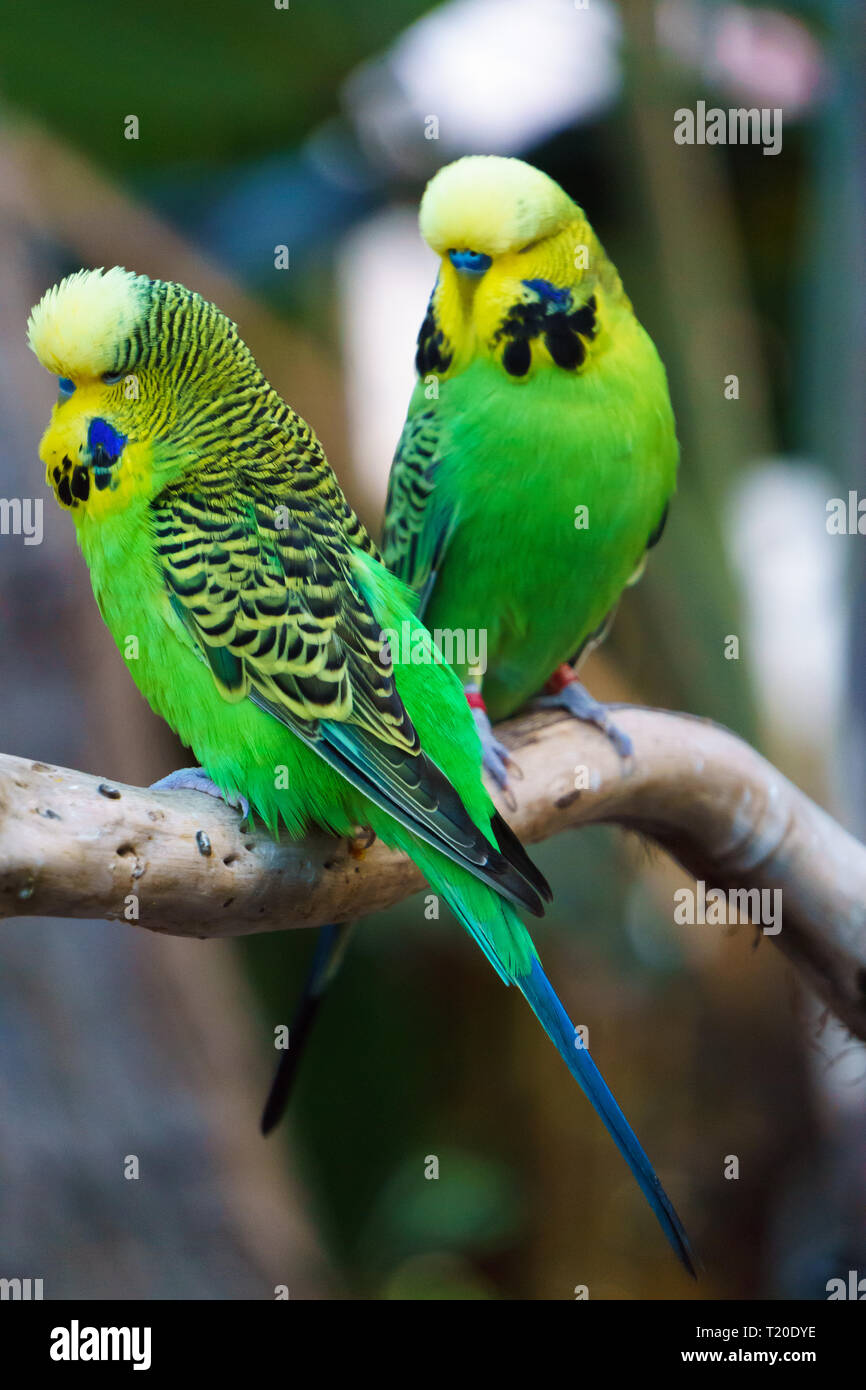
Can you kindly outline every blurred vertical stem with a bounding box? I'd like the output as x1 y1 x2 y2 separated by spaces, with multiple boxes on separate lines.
613 0 772 739
795 1 866 828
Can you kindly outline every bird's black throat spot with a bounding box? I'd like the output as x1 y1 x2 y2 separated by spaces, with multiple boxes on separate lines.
570 296 598 340
544 319 586 370
52 455 76 509
71 465 91 502
503 338 532 377
415 297 453 376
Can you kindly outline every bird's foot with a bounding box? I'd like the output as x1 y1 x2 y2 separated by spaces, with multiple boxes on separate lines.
348 825 376 860
149 766 251 821
532 666 633 761
465 686 522 809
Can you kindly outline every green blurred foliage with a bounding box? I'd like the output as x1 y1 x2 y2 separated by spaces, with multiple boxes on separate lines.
358 1148 523 1266
0 0 428 171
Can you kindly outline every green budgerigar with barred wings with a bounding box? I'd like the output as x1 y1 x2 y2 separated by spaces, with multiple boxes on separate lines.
28 266 692 1273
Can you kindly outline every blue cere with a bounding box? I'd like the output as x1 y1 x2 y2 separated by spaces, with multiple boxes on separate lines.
57 377 75 399
449 248 492 274
523 278 570 306
88 416 127 464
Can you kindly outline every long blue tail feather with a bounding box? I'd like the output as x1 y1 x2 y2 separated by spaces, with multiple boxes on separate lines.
517 955 696 1276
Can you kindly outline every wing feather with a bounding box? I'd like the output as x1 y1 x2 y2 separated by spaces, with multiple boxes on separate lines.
381 406 458 617
153 467 544 915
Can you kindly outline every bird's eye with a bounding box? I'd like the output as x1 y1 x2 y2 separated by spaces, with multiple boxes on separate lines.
102 371 126 385
449 249 492 274
57 377 75 398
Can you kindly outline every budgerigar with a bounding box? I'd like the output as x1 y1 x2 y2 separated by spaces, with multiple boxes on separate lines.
384 154 678 786
287 157 680 1128
28 267 692 1273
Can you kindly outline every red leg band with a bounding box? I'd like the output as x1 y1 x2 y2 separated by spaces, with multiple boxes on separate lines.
544 664 578 695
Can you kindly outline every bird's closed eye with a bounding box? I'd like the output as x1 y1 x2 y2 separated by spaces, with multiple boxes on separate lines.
102 370 127 385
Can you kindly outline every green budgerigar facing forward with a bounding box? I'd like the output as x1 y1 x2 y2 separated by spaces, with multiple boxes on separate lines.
28 268 692 1273
383 155 678 785
291 157 681 1136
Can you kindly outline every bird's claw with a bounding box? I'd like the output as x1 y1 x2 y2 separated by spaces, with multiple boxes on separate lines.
471 707 521 809
348 825 376 859
532 683 634 763
149 766 251 821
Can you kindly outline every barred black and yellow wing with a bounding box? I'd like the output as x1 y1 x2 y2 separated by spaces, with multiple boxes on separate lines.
152 461 544 915
381 405 458 617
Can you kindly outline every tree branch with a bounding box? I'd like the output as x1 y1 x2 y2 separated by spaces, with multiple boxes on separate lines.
2 707 865 1039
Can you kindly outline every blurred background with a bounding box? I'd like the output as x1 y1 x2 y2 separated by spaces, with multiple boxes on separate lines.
0 0 864 1299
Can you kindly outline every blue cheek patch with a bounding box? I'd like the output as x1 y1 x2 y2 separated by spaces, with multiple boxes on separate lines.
88 417 127 462
449 249 492 274
523 278 570 307
87 417 127 491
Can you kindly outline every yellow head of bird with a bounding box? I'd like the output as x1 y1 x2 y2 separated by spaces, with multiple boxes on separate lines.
27 267 165 521
420 155 579 261
417 156 614 377
28 267 255 523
